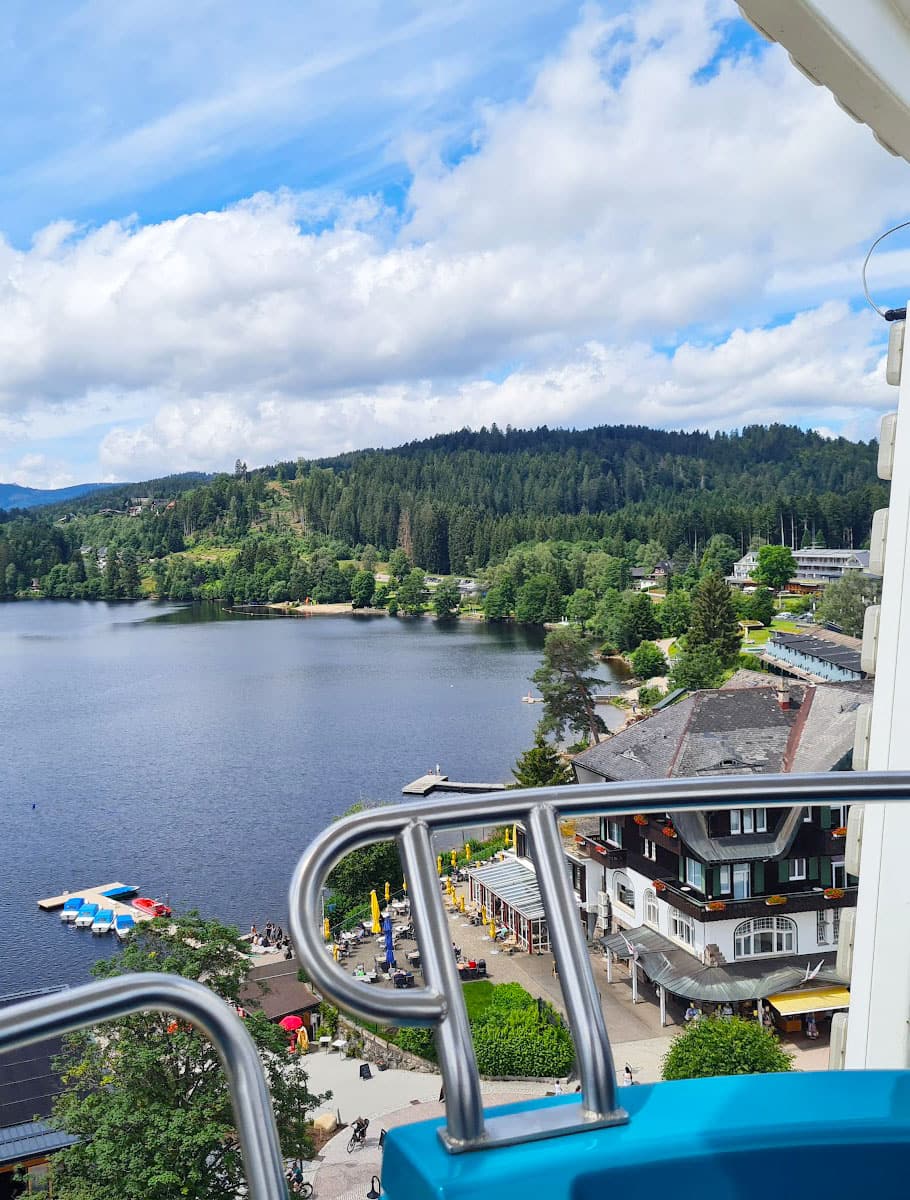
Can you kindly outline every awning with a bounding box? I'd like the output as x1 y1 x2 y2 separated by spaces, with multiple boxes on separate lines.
466 859 545 920
766 986 850 1017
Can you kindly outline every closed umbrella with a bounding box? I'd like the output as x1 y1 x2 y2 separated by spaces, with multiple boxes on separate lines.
382 915 396 970
437 855 443 874
280 1015 304 1032
332 943 340 962
465 842 471 861
385 881 391 903
489 920 497 940
370 889 381 934
402 878 407 892
323 917 331 942
297 1026 309 1052
504 827 511 846
450 849 457 868
459 896 466 914
481 905 487 925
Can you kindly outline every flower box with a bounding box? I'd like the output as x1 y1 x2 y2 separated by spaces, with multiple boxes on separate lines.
765 895 787 906
824 887 845 900
653 880 667 892
706 900 726 912
831 827 847 838
661 825 677 839
633 814 649 826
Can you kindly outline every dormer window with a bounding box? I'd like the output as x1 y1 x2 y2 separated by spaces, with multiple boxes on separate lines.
730 808 767 834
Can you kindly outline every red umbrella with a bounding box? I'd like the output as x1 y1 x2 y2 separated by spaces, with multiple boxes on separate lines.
279 1015 304 1032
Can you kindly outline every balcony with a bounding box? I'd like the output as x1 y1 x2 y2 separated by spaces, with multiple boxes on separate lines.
654 878 858 922
575 834 626 867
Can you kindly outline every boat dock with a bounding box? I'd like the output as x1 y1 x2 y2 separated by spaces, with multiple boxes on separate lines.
37 883 155 922
402 774 507 797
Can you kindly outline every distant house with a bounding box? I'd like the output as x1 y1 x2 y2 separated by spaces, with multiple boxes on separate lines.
730 548 871 589
239 961 321 1034
0 988 77 1196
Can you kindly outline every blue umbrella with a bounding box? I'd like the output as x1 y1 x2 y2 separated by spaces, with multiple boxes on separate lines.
382 915 396 970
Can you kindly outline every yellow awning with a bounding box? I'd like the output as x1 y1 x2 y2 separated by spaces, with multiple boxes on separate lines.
766 986 850 1017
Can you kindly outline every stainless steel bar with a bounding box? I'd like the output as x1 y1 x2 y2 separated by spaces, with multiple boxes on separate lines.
525 803 623 1125
0 974 287 1200
398 819 486 1149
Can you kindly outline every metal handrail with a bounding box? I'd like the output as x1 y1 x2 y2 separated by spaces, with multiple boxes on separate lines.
0 974 288 1200
289 770 910 1152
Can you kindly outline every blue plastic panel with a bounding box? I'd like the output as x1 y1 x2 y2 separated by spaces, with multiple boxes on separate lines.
382 1072 910 1200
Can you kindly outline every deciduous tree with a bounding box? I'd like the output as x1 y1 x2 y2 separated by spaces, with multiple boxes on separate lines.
629 641 668 680
432 579 461 618
662 1017 793 1080
753 545 797 594
816 571 882 637
669 644 725 691
350 569 375 609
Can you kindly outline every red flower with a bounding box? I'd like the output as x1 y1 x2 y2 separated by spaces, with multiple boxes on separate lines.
661 825 677 838
653 880 667 892
633 814 649 826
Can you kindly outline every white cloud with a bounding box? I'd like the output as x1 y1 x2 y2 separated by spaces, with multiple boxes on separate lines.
1 0 906 482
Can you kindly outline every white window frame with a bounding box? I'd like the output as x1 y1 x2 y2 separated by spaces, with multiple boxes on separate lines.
685 858 704 891
613 871 635 913
730 808 767 834
790 857 807 881
644 888 659 929
606 819 623 847
718 864 731 894
670 910 695 948
733 863 751 899
817 909 829 945
642 838 657 862
832 859 847 889
803 806 813 823
733 916 797 960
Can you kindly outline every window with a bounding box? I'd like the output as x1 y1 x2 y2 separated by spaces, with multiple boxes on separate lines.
817 909 829 945
733 916 796 959
685 858 704 891
515 827 528 859
613 871 635 911
803 807 813 822
717 865 731 894
730 808 766 834
605 819 623 847
790 857 807 881
570 860 586 900
644 889 659 928
832 859 846 889
670 910 695 948
733 863 751 899
642 838 657 862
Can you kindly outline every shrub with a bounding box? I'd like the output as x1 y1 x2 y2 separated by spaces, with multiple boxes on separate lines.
394 1027 437 1061
472 1006 574 1078
637 684 664 708
661 1017 793 1080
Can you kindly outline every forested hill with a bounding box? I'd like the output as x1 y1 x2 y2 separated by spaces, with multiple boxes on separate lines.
282 423 882 565
0 481 112 510
0 422 886 598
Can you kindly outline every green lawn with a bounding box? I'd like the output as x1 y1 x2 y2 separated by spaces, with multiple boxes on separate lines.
744 618 801 647
462 980 494 1020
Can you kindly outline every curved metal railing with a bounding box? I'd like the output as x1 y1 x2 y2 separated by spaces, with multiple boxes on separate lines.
289 770 910 1152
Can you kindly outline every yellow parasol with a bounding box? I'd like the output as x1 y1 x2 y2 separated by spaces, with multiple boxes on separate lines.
370 889 381 934
450 849 457 868
437 855 443 874
403 878 407 892
323 917 331 942
465 842 472 861
297 1026 309 1052
459 895 466 914
385 881 391 903
332 943 340 962
504 827 511 846
481 905 487 925
489 920 496 940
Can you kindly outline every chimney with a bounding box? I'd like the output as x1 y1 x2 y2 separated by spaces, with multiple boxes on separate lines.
776 682 791 711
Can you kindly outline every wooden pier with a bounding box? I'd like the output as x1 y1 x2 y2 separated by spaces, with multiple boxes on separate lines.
402 774 506 797
38 882 156 922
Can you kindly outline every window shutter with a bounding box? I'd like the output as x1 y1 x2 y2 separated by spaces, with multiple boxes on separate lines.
753 861 765 893
809 857 819 880
709 868 720 897
820 806 833 829
778 859 790 883
820 859 832 886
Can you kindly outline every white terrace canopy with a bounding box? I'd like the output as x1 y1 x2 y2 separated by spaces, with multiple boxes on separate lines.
466 859 550 953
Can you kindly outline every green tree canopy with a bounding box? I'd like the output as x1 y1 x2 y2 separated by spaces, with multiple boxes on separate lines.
52 913 326 1200
753 544 797 593
565 587 596 629
432 579 461 618
687 572 742 665
532 627 607 745
699 533 739 577
511 733 575 788
745 586 775 627
388 547 411 582
350 569 375 609
816 571 882 637
629 641 668 680
669 644 725 691
658 589 691 637
661 1017 793 1080
326 803 402 925
516 574 562 624
397 568 427 615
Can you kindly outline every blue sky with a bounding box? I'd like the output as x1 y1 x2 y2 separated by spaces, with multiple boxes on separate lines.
0 0 907 487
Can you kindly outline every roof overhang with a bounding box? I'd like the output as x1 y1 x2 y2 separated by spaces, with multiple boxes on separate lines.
738 1 910 163
766 984 851 1016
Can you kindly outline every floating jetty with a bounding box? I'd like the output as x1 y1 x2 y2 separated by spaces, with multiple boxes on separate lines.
402 774 507 797
38 882 155 923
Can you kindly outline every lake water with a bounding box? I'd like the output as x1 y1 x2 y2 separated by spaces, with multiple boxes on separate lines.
0 602 624 994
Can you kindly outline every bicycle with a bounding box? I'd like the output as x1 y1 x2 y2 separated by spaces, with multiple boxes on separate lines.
286 1165 314 1197
346 1116 369 1154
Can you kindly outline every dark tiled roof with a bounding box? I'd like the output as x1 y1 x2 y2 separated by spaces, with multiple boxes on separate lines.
0 1120 77 1168
239 961 320 1021
768 632 862 673
0 990 67 1131
572 697 696 781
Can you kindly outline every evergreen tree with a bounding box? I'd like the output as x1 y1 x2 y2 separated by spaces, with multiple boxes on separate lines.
120 548 141 598
511 733 574 788
687 573 742 664
699 533 738 577
389 548 411 582
350 569 375 609
102 550 122 599
532 627 607 745
397 568 427 615
669 645 725 691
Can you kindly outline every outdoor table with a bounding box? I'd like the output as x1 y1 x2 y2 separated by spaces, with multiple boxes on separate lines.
406 949 421 967
332 1038 347 1052
319 1036 332 1051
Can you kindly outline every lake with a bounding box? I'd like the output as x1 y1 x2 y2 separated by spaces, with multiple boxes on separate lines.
0 602 625 994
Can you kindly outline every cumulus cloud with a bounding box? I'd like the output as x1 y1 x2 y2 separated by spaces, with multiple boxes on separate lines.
1 0 905 483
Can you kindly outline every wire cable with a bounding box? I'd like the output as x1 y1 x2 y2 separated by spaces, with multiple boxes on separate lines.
862 218 910 318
